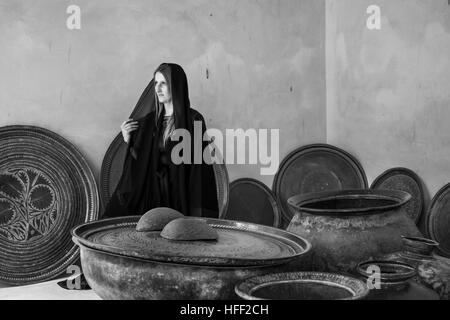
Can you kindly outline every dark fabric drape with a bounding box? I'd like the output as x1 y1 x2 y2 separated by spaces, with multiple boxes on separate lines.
104 63 219 218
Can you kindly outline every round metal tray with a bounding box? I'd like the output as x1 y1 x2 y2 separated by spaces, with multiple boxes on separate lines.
371 167 424 224
426 183 450 257
224 178 281 228
273 144 368 225
0 125 99 285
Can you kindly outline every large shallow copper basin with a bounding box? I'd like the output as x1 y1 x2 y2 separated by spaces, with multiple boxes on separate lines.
72 216 311 300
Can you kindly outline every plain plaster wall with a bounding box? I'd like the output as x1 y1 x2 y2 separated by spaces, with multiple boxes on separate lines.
326 0 450 224
0 0 326 190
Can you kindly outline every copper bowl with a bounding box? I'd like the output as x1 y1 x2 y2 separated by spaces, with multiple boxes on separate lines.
72 216 311 300
402 236 439 256
235 272 369 300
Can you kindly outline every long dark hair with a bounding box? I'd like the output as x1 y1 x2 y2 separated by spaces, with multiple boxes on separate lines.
154 64 175 146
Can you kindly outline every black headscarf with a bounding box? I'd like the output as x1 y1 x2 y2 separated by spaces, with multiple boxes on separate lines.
104 63 219 218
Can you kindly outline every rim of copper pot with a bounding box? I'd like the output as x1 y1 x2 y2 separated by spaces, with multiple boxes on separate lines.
401 236 439 256
401 236 439 247
287 189 412 216
234 272 370 300
71 216 312 268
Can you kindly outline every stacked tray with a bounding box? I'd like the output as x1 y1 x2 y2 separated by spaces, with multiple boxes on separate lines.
425 183 450 258
223 178 281 228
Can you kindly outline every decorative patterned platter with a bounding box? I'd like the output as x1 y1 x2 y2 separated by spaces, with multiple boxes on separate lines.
272 144 368 225
100 133 229 218
72 216 311 267
370 167 424 224
0 126 99 285
223 178 281 228
426 183 450 258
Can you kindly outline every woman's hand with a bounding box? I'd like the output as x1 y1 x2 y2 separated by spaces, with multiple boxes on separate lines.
121 119 139 144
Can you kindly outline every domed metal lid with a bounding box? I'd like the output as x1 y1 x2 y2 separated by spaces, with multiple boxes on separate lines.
72 216 311 267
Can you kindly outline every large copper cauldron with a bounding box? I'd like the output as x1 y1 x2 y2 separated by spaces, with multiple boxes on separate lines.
287 190 422 273
72 216 311 300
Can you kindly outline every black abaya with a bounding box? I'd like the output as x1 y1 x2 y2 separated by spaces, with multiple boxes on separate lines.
104 63 219 218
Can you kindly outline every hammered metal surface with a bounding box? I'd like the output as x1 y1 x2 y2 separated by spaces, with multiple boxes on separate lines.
287 189 420 273
87 226 293 260
371 168 424 224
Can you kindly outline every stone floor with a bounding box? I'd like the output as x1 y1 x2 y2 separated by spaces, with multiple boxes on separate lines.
0 275 100 300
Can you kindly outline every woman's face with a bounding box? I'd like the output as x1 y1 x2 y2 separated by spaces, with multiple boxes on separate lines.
155 72 172 104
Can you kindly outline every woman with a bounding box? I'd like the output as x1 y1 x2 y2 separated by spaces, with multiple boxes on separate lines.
104 63 219 218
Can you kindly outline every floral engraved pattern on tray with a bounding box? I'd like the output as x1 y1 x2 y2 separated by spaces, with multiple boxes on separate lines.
0 169 58 242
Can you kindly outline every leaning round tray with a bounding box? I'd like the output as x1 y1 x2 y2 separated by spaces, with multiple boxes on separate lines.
0 125 99 285
370 167 424 224
100 133 229 218
99 133 127 213
224 178 281 228
272 144 368 226
426 183 450 258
